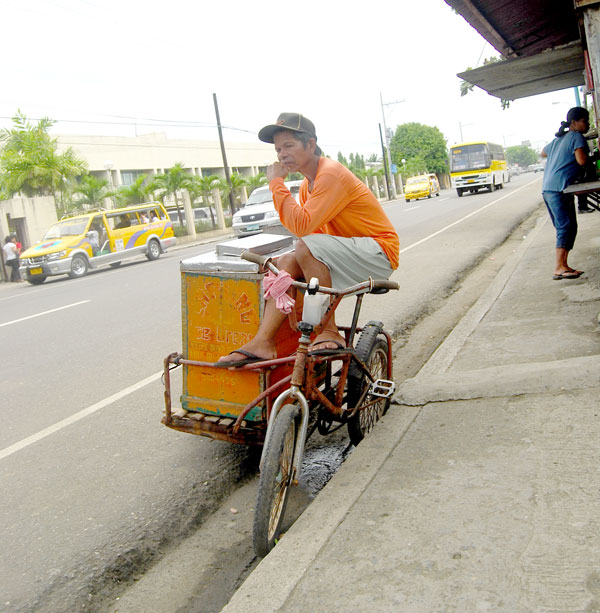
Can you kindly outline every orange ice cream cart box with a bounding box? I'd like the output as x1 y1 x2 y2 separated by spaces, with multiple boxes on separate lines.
179 234 300 422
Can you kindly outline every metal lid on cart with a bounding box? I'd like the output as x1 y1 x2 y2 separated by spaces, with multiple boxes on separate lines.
180 233 294 272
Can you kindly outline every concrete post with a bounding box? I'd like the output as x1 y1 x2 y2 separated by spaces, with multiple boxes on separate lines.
241 186 248 205
372 175 380 199
581 5 600 128
182 190 197 239
212 188 226 230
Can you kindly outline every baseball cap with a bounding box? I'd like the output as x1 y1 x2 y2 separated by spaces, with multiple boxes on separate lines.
258 112 318 144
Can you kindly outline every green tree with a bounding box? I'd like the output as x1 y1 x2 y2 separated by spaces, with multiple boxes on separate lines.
337 152 348 166
74 174 113 209
245 172 268 194
0 110 87 213
506 145 539 168
149 163 192 230
116 173 152 206
390 123 449 176
229 172 247 209
190 174 223 227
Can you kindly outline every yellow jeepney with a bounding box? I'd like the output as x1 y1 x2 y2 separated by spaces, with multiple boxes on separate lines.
19 202 175 284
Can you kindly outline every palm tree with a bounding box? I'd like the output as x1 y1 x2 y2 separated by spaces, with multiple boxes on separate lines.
245 172 268 195
192 174 222 227
116 174 152 206
229 172 248 209
0 110 87 213
149 163 192 230
73 174 114 209
187 175 216 229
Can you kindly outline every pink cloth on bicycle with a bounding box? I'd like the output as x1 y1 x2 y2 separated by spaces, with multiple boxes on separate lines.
263 270 295 314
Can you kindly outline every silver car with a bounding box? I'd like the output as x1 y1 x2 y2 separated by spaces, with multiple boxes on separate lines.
232 180 303 237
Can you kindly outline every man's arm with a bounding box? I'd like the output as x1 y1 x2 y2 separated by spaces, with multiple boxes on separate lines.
269 170 351 236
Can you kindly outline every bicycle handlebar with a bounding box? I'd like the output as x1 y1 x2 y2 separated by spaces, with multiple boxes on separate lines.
240 251 270 266
371 279 400 291
240 250 399 295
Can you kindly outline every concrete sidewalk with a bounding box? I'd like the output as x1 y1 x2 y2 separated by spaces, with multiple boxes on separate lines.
224 211 600 612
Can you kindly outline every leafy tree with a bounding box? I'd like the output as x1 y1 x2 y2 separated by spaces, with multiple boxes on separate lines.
229 172 248 209
390 123 449 176
116 173 152 206
0 110 87 213
74 175 114 209
149 163 192 230
337 152 348 166
506 145 538 168
245 172 268 194
190 174 223 227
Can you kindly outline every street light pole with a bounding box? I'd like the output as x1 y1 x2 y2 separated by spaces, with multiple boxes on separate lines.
380 92 404 199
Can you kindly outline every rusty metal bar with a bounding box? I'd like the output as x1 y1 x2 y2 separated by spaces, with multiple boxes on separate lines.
163 352 181 425
233 374 292 433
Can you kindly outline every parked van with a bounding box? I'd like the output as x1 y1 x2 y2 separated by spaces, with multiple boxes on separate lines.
167 206 219 227
404 174 440 202
19 203 175 285
231 180 303 237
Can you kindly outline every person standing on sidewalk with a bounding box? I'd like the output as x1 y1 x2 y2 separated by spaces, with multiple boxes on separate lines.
541 106 590 280
3 235 22 282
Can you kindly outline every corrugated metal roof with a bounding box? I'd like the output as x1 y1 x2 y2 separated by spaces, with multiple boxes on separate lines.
457 41 584 99
445 0 584 99
445 0 581 58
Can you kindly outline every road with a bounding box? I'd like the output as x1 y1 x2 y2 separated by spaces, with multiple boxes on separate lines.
0 173 544 612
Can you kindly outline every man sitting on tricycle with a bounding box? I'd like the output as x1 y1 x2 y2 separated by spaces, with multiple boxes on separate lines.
218 112 399 367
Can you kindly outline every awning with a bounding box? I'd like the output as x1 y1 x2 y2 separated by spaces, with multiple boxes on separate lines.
457 41 585 100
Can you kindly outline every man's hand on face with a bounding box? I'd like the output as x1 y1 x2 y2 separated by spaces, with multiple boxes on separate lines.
266 161 289 182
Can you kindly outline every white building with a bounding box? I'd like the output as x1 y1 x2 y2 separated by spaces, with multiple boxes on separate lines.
56 132 275 188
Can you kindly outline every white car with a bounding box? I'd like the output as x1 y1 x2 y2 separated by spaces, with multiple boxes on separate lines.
232 180 303 237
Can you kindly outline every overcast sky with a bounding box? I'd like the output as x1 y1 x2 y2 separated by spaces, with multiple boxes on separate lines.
0 0 580 160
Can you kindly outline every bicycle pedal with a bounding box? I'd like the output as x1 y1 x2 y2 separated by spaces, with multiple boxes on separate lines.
370 379 396 398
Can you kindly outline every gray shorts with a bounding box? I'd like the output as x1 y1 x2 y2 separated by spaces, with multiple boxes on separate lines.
300 234 393 289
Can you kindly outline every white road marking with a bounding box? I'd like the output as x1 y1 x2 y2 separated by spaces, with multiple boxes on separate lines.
0 371 163 461
0 177 541 459
404 206 420 211
400 179 539 254
0 300 91 328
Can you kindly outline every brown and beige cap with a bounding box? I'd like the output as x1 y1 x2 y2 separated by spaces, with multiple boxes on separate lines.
258 112 318 144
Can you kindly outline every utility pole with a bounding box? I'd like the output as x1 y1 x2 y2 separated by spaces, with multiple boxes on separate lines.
379 123 391 200
380 92 404 199
213 93 236 215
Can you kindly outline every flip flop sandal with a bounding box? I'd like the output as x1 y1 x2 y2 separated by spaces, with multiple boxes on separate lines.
213 349 268 368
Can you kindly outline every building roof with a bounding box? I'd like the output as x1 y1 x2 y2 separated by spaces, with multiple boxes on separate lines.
445 0 584 99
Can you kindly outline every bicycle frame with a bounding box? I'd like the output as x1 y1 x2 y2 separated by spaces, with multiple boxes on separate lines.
162 252 398 450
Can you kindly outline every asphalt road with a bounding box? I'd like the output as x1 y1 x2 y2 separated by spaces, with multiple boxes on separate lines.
0 173 544 612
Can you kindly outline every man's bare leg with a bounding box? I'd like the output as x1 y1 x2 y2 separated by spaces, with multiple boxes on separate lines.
217 251 303 364
217 240 345 363
295 240 345 350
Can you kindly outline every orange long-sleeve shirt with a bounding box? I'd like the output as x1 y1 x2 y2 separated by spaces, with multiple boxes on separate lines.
269 157 399 269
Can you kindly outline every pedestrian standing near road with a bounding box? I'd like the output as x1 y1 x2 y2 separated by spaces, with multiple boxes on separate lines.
3 235 22 282
541 106 590 280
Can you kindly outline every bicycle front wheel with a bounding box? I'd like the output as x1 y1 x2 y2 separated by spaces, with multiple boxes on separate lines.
253 403 299 557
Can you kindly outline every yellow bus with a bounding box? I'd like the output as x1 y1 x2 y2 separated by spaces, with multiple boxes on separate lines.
450 141 510 197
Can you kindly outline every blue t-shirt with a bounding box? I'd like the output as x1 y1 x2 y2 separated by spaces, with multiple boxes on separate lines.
542 131 588 192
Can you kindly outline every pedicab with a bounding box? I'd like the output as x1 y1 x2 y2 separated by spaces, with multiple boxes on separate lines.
161 234 399 556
